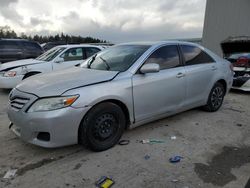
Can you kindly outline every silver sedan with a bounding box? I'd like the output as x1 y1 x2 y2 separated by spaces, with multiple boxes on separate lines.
7 41 233 151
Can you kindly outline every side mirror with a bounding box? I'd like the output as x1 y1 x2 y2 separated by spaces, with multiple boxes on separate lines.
55 57 64 63
140 63 160 74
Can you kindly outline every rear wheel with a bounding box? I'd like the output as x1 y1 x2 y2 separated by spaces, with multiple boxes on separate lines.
203 82 225 112
79 102 126 151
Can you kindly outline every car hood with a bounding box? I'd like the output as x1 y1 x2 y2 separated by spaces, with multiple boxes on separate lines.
16 67 119 97
221 37 250 56
0 59 44 72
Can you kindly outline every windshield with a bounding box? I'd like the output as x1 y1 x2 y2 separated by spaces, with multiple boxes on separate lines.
36 47 66 61
81 45 150 72
228 53 250 59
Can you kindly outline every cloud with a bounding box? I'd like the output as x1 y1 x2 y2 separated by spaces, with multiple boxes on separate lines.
0 0 206 42
0 0 23 26
1 0 18 7
30 17 52 26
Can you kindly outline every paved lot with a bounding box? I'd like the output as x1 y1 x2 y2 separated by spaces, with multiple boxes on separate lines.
0 89 249 188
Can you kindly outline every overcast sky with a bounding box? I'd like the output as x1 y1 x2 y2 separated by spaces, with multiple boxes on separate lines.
0 0 207 43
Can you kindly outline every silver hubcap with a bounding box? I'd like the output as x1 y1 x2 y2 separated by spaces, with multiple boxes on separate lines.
211 86 224 109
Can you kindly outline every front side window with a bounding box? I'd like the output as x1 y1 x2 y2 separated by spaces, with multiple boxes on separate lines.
144 45 180 70
61 48 84 61
36 47 65 62
181 45 215 65
81 45 150 72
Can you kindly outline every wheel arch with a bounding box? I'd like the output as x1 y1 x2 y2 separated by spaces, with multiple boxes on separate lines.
22 71 42 80
77 99 131 144
216 79 227 92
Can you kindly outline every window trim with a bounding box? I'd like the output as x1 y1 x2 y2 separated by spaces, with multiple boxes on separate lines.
179 44 216 66
135 44 183 74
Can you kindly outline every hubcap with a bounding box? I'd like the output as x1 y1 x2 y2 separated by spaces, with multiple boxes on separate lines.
211 86 224 109
93 113 118 141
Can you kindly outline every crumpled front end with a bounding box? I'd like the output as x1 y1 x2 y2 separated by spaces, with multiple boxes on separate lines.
232 67 250 91
221 36 250 91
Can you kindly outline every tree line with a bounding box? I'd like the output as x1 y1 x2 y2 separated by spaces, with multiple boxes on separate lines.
0 26 107 44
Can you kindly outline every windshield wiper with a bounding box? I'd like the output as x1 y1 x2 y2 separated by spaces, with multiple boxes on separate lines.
99 57 110 70
87 54 97 68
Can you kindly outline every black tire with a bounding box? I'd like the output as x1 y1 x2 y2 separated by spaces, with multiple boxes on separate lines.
23 72 40 80
203 82 225 112
79 102 126 151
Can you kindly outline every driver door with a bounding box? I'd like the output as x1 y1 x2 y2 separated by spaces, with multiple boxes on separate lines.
132 45 187 122
53 47 86 70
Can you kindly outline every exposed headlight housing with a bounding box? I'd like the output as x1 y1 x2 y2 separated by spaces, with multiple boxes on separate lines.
4 71 17 77
27 95 79 113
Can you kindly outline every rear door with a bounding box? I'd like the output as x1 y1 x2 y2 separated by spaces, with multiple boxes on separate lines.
132 45 186 122
180 45 217 107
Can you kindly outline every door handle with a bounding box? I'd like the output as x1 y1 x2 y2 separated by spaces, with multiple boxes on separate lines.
17 52 23 54
211 66 217 71
176 72 185 78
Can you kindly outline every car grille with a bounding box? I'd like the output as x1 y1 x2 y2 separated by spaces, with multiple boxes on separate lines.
10 97 30 111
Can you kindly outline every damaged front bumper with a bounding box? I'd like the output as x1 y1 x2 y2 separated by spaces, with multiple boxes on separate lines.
232 67 250 91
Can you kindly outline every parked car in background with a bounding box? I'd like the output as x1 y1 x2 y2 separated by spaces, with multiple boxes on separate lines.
7 41 233 151
0 39 43 63
42 42 112 52
221 36 250 91
227 53 250 91
0 44 103 88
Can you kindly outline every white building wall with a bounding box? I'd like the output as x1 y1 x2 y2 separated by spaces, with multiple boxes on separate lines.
202 0 250 56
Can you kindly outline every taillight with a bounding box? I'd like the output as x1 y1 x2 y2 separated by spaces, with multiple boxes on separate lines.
236 57 248 67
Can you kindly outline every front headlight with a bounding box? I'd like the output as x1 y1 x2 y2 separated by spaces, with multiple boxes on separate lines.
27 95 79 113
4 71 17 77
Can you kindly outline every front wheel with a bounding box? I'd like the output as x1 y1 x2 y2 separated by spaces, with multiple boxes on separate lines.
203 82 225 112
79 102 126 151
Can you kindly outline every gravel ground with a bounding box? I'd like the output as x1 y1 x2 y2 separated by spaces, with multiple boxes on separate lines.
0 89 249 188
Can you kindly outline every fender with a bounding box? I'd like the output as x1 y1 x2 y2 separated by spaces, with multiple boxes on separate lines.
0 62 45 72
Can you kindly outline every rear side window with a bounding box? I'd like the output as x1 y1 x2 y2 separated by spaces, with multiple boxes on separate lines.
181 45 215 65
144 45 180 70
22 42 42 51
85 47 101 58
0 41 20 49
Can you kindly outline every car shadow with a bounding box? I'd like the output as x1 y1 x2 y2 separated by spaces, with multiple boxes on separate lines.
0 88 12 95
230 89 249 95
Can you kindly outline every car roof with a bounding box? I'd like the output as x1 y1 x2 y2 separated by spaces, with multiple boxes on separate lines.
115 41 221 62
56 44 104 49
0 38 34 42
116 40 201 47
